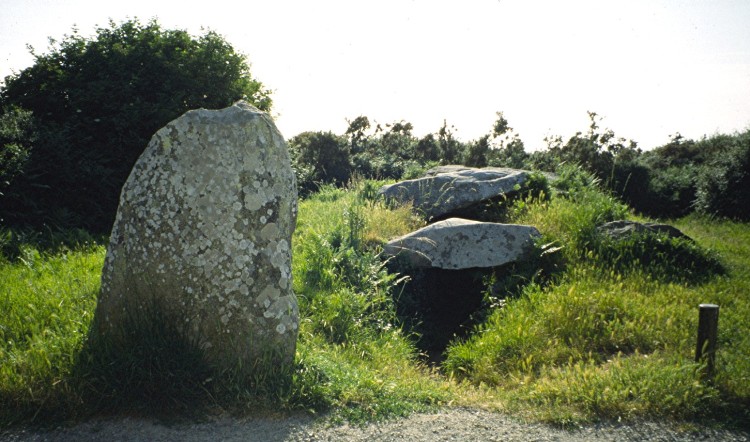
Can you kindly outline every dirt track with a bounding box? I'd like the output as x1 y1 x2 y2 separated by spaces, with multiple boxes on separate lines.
3 408 749 441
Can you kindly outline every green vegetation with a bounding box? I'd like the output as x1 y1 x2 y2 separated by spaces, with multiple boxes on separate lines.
289 184 451 421
1 20 748 226
1 14 749 433
288 110 750 222
0 238 104 423
0 19 271 232
0 183 452 426
443 174 748 425
2 176 749 428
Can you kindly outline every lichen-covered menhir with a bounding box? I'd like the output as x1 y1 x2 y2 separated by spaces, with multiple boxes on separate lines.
93 101 299 373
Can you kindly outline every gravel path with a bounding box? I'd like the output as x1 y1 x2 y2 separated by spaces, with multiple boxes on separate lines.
3 409 749 441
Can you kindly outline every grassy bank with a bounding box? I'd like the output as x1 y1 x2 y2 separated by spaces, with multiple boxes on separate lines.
1 177 748 428
444 181 749 425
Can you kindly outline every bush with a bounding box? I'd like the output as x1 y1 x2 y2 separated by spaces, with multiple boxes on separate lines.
694 130 750 220
289 131 352 196
0 107 34 201
0 18 271 232
642 165 697 218
487 136 529 169
622 134 706 219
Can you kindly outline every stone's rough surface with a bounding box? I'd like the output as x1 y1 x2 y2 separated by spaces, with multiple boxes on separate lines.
378 166 529 219
383 218 540 270
596 220 691 241
94 101 299 372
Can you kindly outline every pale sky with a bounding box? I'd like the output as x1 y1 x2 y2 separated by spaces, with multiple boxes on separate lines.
2 0 749 150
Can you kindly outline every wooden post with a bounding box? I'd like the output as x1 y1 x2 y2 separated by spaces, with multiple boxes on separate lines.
695 304 719 377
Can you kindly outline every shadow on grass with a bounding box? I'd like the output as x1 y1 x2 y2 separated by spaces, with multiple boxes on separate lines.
588 232 726 285
1 299 298 429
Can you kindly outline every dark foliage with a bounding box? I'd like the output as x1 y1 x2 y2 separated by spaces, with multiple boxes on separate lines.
0 19 271 232
622 134 705 218
0 226 102 262
289 131 352 196
0 107 34 199
694 131 750 220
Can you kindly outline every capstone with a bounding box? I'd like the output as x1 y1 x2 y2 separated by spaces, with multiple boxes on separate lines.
596 220 691 241
378 166 529 220
383 217 540 270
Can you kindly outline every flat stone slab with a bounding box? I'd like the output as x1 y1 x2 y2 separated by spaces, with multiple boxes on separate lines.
596 220 691 241
383 218 540 269
378 166 529 219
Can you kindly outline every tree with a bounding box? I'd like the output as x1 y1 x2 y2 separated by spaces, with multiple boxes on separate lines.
437 120 463 164
488 135 529 169
288 131 351 195
345 115 371 155
414 134 441 163
546 112 641 187
492 111 511 138
464 135 491 167
0 18 272 232
485 111 529 169
380 121 415 158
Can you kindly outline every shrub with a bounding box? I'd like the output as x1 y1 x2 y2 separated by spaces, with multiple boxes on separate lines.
622 134 708 219
289 131 352 196
641 165 698 218
463 135 491 167
0 107 34 200
486 136 530 169
694 130 750 220
352 151 406 181
0 19 271 232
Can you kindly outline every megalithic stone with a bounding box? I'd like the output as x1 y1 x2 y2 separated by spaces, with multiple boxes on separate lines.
93 101 298 376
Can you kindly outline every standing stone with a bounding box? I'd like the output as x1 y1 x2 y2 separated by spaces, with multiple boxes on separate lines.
93 101 298 374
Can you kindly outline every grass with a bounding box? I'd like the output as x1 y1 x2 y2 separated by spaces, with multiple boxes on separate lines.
290 182 451 421
0 240 104 423
1 175 749 429
0 182 450 426
443 172 750 426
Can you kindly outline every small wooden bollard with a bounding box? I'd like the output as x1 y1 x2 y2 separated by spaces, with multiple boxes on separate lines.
695 304 719 377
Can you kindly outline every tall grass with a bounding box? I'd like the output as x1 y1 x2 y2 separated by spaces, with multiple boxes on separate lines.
0 181 449 426
444 169 749 425
0 243 104 423
1 175 748 428
291 182 450 421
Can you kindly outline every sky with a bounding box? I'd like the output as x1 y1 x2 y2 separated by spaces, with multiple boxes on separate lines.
1 0 750 150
